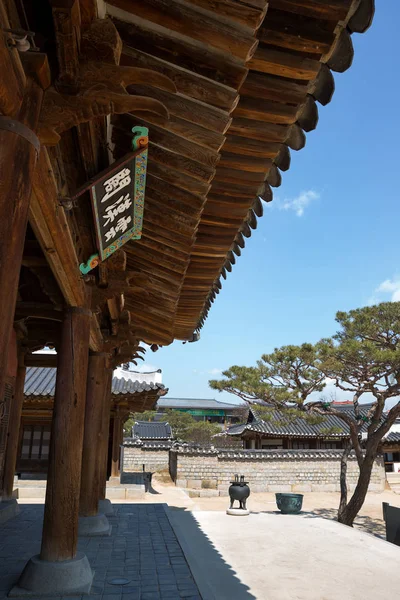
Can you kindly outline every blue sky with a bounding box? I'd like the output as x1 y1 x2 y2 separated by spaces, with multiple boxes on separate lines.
136 3 400 405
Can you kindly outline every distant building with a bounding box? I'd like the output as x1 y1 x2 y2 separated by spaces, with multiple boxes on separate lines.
381 418 400 473
226 403 375 450
156 397 245 427
20 366 166 475
132 421 172 442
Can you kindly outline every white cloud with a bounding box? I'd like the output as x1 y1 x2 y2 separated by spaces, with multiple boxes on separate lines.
269 190 319 217
372 277 400 304
208 368 222 375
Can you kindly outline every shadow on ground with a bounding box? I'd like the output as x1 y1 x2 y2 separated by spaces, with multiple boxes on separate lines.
0 503 255 600
301 507 386 538
168 506 256 599
250 506 386 539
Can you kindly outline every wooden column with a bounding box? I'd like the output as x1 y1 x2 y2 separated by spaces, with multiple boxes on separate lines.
2 351 26 499
79 352 108 517
98 368 113 500
40 307 91 562
0 79 42 406
111 410 123 478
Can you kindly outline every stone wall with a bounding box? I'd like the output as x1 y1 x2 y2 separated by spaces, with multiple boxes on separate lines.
122 441 170 473
170 448 386 496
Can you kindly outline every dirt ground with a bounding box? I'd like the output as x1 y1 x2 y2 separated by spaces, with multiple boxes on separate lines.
18 475 400 539
147 476 400 538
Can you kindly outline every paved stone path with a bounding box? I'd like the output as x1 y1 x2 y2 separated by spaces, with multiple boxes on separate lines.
0 504 201 600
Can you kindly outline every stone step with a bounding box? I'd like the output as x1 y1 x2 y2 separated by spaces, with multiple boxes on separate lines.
185 488 221 498
386 472 400 494
16 483 145 500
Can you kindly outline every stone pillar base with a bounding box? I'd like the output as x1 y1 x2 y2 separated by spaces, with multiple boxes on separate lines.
9 552 93 596
98 498 114 516
78 513 111 537
0 499 20 524
226 508 250 516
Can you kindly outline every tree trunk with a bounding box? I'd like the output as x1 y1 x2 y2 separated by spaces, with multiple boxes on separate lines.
337 447 377 527
337 441 352 520
111 411 123 478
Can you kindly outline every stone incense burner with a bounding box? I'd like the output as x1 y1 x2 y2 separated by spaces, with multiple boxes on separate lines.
228 474 250 511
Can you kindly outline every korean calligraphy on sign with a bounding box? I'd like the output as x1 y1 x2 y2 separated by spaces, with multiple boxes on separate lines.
79 127 148 274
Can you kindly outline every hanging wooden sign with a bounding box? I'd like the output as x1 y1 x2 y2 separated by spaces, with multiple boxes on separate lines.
79 126 148 274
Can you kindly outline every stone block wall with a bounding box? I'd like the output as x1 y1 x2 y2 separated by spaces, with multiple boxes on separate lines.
169 448 386 495
122 442 170 473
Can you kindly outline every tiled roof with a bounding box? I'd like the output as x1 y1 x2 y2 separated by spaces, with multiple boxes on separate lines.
383 432 400 444
157 397 242 410
227 405 374 439
133 421 172 440
123 439 172 450
24 367 165 397
111 376 165 395
171 446 365 460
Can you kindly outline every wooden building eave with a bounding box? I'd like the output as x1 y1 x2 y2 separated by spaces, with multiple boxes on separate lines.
3 0 375 358
106 0 375 343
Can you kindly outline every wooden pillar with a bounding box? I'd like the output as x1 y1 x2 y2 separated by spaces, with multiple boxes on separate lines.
40 307 91 562
79 352 108 517
98 368 113 500
111 410 123 478
2 350 26 499
0 79 42 406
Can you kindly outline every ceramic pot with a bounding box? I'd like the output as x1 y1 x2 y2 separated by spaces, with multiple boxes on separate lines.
275 493 303 514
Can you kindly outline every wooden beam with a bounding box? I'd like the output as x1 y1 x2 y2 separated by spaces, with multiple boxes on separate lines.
120 45 239 111
116 110 225 152
240 71 308 105
107 0 258 61
233 96 298 125
184 0 267 30
249 46 320 80
229 117 305 150
308 64 334 106
0 3 25 117
50 0 81 91
112 115 220 167
15 302 63 320
258 7 335 55
326 28 354 73
79 0 98 30
0 78 42 415
113 16 248 90
348 0 374 33
28 149 103 351
25 353 58 368
223 135 282 158
129 84 232 134
267 0 351 21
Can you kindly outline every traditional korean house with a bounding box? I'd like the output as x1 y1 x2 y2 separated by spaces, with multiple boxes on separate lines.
381 418 400 473
19 365 166 477
0 0 374 595
226 404 375 450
